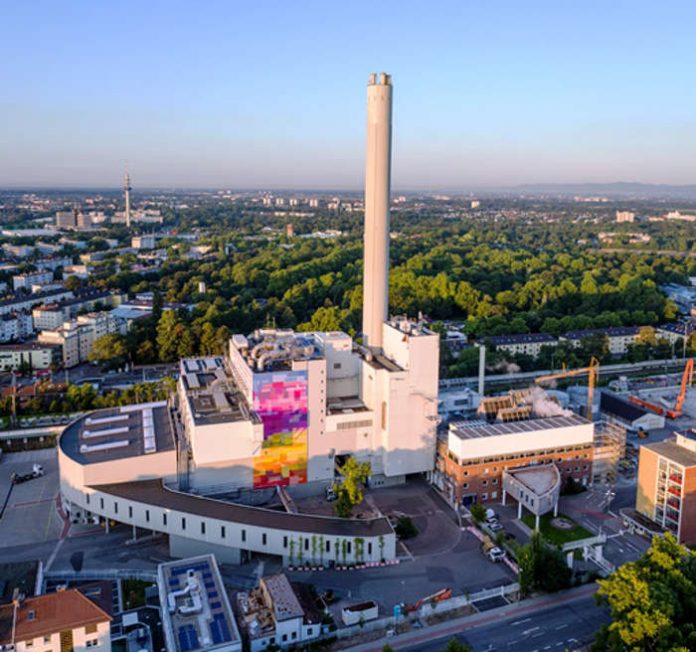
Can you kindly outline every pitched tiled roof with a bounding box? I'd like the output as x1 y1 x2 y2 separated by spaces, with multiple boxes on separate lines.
0 590 111 644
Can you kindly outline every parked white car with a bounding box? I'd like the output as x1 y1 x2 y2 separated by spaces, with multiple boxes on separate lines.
488 547 506 562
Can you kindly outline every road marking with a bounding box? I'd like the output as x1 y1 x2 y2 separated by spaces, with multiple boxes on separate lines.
511 618 532 626
45 537 64 572
555 624 568 630
522 627 540 635
12 498 53 508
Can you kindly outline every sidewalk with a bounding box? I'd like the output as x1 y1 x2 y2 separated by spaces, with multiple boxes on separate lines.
342 583 599 651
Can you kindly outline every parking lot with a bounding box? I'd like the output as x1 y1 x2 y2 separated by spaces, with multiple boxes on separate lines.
0 449 63 548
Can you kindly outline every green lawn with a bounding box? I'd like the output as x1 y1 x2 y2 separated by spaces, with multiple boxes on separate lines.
521 512 594 546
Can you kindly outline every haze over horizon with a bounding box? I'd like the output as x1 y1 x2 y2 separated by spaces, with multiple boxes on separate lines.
2 0 696 189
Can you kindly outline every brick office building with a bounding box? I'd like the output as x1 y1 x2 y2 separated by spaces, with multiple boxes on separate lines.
435 415 594 506
636 431 696 546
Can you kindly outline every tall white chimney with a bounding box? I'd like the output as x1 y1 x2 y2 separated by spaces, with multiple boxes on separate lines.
362 72 393 350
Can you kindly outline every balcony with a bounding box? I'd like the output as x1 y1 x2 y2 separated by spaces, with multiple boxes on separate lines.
668 486 682 497
667 498 680 510
669 474 683 485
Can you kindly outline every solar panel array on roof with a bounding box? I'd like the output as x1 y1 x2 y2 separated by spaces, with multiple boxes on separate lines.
159 555 240 652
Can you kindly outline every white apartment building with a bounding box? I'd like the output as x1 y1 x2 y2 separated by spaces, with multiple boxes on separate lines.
0 312 33 342
32 304 65 330
0 590 111 652
12 270 53 292
561 326 641 355
0 342 61 371
656 322 690 346
0 288 74 318
132 234 157 250
38 311 125 368
35 257 73 272
2 244 35 258
483 333 557 359
616 210 635 223
31 291 124 330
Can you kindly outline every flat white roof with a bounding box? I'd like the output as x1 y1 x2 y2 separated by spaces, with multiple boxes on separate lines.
449 415 589 440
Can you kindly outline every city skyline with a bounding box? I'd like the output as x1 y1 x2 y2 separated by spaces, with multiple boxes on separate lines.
2 0 696 189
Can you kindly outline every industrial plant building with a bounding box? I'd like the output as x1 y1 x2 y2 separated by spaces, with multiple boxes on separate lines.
56 73 440 568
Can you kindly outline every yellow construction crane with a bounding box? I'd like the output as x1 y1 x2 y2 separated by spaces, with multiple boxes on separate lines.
535 357 600 419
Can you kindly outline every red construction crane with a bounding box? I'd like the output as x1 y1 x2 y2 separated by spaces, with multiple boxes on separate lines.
667 358 693 419
629 358 693 420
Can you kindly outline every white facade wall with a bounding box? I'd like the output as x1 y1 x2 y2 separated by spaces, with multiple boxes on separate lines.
0 313 33 342
379 323 439 477
189 420 261 465
38 312 123 368
496 340 556 358
249 622 320 652
0 346 58 370
656 327 683 345
314 332 360 399
58 442 178 494
38 325 80 368
15 622 110 652
228 338 255 402
448 421 594 462
13 270 53 291
563 333 638 355
60 478 395 567
36 256 73 272
33 307 67 330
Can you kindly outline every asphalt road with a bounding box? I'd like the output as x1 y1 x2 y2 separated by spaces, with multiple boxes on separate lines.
404 595 608 651
347 585 608 652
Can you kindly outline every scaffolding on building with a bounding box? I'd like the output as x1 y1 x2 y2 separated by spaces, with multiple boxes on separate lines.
592 420 626 486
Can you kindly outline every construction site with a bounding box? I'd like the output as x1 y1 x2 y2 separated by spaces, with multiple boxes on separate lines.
622 359 696 421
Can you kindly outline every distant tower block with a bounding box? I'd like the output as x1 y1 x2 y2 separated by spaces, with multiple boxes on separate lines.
124 170 132 228
362 72 393 350
286 223 294 238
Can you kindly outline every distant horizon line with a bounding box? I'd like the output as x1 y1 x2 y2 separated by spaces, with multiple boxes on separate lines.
3 180 696 195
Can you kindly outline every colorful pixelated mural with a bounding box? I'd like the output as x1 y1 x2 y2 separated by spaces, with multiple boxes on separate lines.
252 370 308 489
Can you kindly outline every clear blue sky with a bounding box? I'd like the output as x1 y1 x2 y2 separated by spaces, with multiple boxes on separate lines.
2 0 695 189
